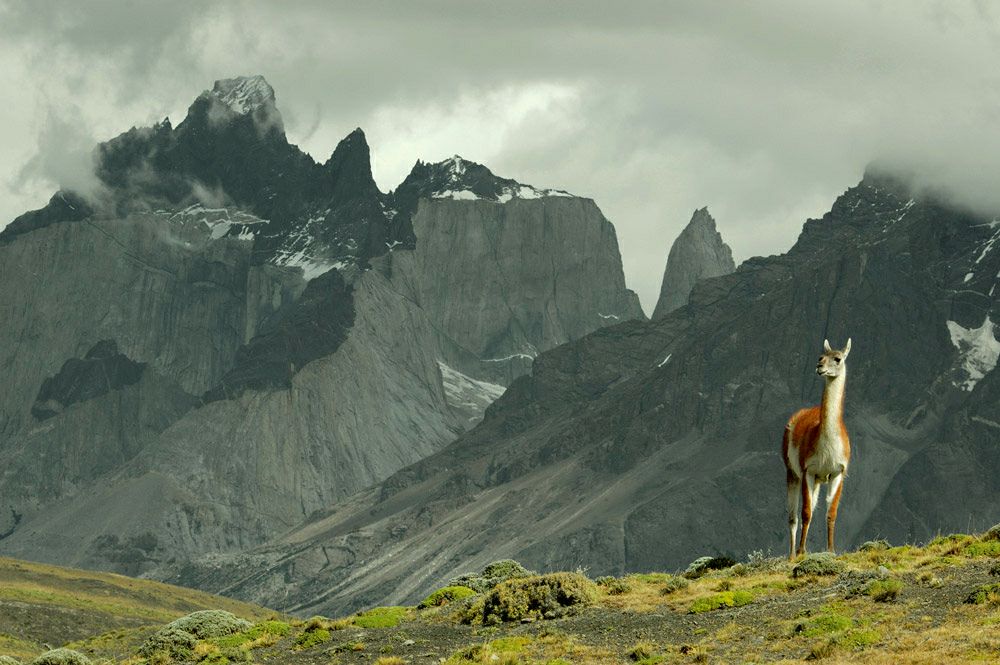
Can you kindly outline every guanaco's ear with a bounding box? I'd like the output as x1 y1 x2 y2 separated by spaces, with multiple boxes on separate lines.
823 339 832 352
843 338 852 356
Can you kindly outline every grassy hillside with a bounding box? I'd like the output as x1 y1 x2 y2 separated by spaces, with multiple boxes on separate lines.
0 557 276 661
2 528 998 664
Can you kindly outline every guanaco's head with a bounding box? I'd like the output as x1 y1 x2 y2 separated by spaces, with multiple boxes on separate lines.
816 338 852 378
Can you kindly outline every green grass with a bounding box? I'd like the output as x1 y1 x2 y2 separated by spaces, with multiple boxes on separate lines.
865 578 903 602
418 585 477 608
688 590 753 613
209 620 291 649
794 606 854 637
294 626 330 650
626 572 674 584
0 633 42 659
963 541 1000 557
353 606 410 629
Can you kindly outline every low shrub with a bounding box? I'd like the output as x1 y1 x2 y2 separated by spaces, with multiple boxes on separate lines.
470 572 597 625
859 539 890 552
450 560 535 593
965 582 1000 606
419 585 477 608
983 523 1000 541
963 541 1000 557
793 607 853 637
688 590 753 613
0 657 22 665
138 626 198 659
354 606 409 629
684 556 737 579
917 571 944 588
163 610 252 639
211 620 291 649
865 579 902 602
596 576 632 595
140 610 251 659
792 553 844 578
294 625 330 650
627 641 658 661
659 575 690 595
29 651 90 665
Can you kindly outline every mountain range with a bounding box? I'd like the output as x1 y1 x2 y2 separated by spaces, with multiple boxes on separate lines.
0 75 641 575
1 75 997 619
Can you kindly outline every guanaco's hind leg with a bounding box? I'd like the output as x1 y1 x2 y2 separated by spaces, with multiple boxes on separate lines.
797 474 820 556
786 469 800 559
825 472 845 553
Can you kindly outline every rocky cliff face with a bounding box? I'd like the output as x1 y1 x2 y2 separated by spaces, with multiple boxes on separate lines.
652 207 735 319
169 168 1000 616
0 76 642 572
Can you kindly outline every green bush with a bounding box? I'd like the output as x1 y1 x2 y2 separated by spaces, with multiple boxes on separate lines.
211 620 291 649
627 641 656 661
165 610 252 639
683 556 736 578
29 651 90 665
595 576 632 595
354 606 409 629
793 607 853 637
470 572 597 625
659 575 690 595
983 523 1000 541
450 560 535 593
792 553 844 578
859 539 890 552
140 610 251 658
138 626 198 659
0 657 22 665
295 617 335 650
864 579 902 602
965 582 1000 605
419 585 477 608
688 590 753 613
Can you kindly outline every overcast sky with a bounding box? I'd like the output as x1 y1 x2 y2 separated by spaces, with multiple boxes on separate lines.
2 1 999 312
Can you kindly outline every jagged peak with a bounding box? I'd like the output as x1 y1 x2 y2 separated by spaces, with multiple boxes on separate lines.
209 75 276 115
326 127 373 170
652 207 735 319
687 207 717 230
397 155 574 202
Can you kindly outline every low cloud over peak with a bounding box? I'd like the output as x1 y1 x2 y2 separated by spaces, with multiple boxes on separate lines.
2 1 999 311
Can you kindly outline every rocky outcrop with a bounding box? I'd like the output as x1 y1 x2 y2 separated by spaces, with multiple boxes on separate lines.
652 207 735 319
170 169 1000 616
0 77 643 572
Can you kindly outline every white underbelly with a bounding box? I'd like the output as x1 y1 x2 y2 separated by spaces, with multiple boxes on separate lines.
806 437 848 480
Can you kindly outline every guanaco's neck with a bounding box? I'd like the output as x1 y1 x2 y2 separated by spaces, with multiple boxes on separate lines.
819 368 846 440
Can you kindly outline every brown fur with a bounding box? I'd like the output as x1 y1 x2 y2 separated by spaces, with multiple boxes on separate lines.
783 340 853 558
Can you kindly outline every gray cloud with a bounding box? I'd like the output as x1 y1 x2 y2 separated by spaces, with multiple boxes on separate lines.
2 0 999 311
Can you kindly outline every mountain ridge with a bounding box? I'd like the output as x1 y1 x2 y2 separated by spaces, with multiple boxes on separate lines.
157 171 1000 615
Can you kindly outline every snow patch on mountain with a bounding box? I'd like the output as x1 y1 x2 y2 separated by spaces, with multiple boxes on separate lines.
211 75 275 115
946 315 1000 391
437 361 506 422
169 204 268 239
430 155 574 202
432 189 480 201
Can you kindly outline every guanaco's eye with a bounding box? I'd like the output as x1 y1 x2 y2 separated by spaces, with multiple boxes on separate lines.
834 358 841 363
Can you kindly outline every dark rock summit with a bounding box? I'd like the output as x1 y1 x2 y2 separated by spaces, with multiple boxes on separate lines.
652 207 735 319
